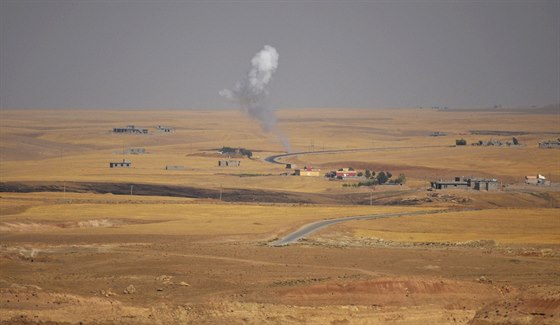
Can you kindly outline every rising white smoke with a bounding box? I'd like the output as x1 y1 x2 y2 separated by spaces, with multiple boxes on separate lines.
220 45 291 152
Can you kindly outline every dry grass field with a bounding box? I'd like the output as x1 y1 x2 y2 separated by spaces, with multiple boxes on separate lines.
318 208 560 244
1 108 559 324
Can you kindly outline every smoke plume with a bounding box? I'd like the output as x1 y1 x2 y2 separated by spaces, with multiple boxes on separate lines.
220 45 291 152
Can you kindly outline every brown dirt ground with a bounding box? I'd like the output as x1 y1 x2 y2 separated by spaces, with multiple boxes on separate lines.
1 228 559 324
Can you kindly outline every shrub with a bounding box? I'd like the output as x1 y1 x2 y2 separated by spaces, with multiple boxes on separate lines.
376 171 388 184
219 146 252 158
390 173 406 184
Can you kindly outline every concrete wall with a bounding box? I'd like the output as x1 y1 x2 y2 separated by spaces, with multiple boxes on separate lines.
165 165 185 170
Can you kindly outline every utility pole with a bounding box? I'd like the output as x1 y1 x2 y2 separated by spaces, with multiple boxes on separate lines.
60 148 67 202
130 185 133 196
219 185 222 201
370 188 373 206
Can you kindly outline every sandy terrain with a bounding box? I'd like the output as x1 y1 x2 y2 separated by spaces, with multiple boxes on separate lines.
1 108 559 324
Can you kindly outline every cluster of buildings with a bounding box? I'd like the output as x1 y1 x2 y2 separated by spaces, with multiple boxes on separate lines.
539 139 560 149
292 166 361 179
105 134 555 189
335 167 357 178
109 161 187 170
457 137 557 149
112 124 174 135
471 137 521 146
430 177 499 191
109 159 132 168
109 124 174 167
113 125 148 134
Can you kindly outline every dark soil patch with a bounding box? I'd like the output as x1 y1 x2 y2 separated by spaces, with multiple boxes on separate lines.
0 181 324 204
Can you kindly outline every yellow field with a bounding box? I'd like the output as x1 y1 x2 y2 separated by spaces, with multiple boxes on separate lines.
1 108 558 191
338 208 560 244
0 192 425 237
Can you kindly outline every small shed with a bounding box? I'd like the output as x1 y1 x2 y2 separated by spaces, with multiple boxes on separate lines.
124 148 145 154
110 159 131 168
218 160 240 167
156 125 173 133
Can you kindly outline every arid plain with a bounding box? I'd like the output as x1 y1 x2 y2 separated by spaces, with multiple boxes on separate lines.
1 107 559 324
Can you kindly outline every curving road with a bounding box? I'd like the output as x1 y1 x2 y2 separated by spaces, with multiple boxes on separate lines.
264 145 451 165
268 209 458 246
265 145 458 246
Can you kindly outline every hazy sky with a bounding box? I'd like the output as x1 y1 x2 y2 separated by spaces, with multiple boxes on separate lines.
1 0 558 109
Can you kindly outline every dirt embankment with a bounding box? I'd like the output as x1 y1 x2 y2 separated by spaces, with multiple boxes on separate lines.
2 181 557 209
0 181 428 206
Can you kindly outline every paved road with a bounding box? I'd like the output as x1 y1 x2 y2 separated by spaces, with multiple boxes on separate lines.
264 145 451 165
268 209 455 246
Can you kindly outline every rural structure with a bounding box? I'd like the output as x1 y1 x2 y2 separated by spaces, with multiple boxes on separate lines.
113 125 148 134
431 177 498 191
471 137 521 146
336 167 357 178
156 125 173 133
295 166 321 177
218 160 240 167
124 148 146 154
165 165 185 170
538 139 560 149
525 174 550 186
109 159 131 168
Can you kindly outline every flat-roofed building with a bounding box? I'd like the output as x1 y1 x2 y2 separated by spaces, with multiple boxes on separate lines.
109 159 131 168
295 166 321 177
